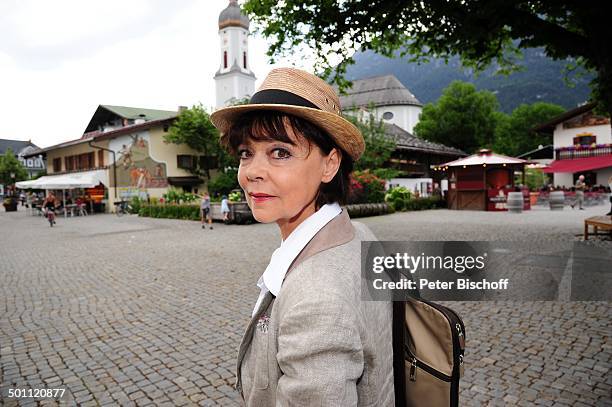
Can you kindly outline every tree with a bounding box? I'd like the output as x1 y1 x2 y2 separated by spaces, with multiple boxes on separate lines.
345 111 395 170
413 81 499 153
164 104 238 179
0 148 28 186
493 102 565 157
243 1 611 116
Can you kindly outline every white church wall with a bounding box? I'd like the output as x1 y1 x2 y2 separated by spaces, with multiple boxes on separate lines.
372 105 422 134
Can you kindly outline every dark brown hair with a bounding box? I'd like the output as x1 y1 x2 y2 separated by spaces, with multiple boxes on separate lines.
222 110 353 209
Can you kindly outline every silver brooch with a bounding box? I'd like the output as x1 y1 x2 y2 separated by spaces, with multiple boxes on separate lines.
256 315 270 333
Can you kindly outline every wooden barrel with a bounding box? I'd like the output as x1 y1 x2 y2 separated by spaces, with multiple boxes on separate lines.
507 192 524 213
549 191 565 210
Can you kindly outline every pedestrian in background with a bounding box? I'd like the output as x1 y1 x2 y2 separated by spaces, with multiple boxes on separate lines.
200 192 213 229
221 194 231 223
571 174 587 210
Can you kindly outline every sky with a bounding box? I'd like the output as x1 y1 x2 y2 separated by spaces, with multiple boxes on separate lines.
0 0 318 148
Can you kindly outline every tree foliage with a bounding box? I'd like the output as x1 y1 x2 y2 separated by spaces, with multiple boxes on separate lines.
493 102 565 157
244 1 611 116
0 148 28 186
414 81 499 153
164 104 238 179
345 111 395 170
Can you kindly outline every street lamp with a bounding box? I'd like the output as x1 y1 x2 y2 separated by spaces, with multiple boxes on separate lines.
10 172 15 196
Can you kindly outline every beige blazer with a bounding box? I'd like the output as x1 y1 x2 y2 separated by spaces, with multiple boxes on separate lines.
235 210 395 406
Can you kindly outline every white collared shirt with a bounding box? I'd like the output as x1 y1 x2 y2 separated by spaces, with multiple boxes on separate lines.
251 202 343 317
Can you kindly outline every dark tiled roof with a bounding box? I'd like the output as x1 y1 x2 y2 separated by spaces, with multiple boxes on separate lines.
0 139 39 155
383 123 466 156
338 75 422 110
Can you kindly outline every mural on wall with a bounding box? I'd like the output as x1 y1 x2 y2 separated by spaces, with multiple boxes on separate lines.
111 133 168 198
564 112 610 129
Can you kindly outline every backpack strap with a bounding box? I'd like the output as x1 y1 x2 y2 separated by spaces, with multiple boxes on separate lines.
392 300 407 407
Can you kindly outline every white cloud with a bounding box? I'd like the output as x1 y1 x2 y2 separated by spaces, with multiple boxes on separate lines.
0 0 317 148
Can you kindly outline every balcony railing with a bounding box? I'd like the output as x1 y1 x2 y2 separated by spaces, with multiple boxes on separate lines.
555 144 612 160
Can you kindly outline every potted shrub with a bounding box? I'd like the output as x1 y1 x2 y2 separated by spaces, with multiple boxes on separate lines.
3 195 18 212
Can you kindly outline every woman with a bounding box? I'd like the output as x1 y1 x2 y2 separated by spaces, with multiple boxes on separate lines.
200 192 213 230
221 194 231 223
211 68 394 406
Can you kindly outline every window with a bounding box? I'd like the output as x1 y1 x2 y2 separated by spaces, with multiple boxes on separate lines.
573 134 596 146
69 156 77 171
243 52 247 69
177 155 195 169
53 158 62 172
382 111 394 120
223 51 228 69
98 150 104 167
75 152 95 170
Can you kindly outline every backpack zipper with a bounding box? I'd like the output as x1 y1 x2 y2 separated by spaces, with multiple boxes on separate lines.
405 344 452 382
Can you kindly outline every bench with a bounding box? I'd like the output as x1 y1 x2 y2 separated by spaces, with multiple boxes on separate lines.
584 216 612 240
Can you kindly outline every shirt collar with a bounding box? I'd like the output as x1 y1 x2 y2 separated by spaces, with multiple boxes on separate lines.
261 202 342 297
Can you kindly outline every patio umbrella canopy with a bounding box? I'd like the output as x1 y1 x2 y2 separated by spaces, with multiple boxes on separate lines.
15 170 108 189
438 150 526 168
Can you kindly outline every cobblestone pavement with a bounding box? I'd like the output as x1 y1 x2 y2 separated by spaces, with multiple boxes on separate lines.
1 205 610 406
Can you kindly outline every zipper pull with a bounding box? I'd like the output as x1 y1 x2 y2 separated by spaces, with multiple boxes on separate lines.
409 357 417 381
456 323 463 337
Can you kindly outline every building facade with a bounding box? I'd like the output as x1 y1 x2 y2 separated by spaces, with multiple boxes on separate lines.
0 139 45 178
534 103 612 188
0 139 45 197
214 0 256 107
339 74 465 195
23 105 217 212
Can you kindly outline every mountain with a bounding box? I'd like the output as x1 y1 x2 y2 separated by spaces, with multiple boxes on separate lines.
343 48 594 113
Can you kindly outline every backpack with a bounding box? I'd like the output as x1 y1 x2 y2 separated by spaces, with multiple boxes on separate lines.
392 298 465 407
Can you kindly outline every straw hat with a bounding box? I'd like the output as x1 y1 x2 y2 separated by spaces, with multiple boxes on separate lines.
210 67 365 160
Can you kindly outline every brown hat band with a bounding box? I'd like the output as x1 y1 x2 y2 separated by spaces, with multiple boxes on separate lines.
249 89 319 110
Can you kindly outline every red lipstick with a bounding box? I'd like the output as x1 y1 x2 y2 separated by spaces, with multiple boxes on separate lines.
249 192 276 203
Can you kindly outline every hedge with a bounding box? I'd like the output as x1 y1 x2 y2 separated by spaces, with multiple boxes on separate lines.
138 204 200 220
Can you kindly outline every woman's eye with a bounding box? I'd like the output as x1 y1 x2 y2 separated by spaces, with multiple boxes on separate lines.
238 149 251 159
271 148 291 159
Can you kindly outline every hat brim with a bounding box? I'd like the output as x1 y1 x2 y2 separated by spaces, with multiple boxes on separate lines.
210 104 365 161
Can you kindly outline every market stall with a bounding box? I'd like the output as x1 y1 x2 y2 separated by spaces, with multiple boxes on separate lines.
434 149 529 211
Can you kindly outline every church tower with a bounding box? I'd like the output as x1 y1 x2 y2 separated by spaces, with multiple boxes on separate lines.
214 0 256 107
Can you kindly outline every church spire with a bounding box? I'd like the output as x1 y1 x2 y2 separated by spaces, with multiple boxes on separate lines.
214 0 256 107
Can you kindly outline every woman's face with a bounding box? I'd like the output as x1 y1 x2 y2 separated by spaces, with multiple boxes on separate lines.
237 124 340 240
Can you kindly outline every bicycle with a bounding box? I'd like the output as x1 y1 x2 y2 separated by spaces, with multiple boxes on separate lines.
114 200 132 216
44 208 56 227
